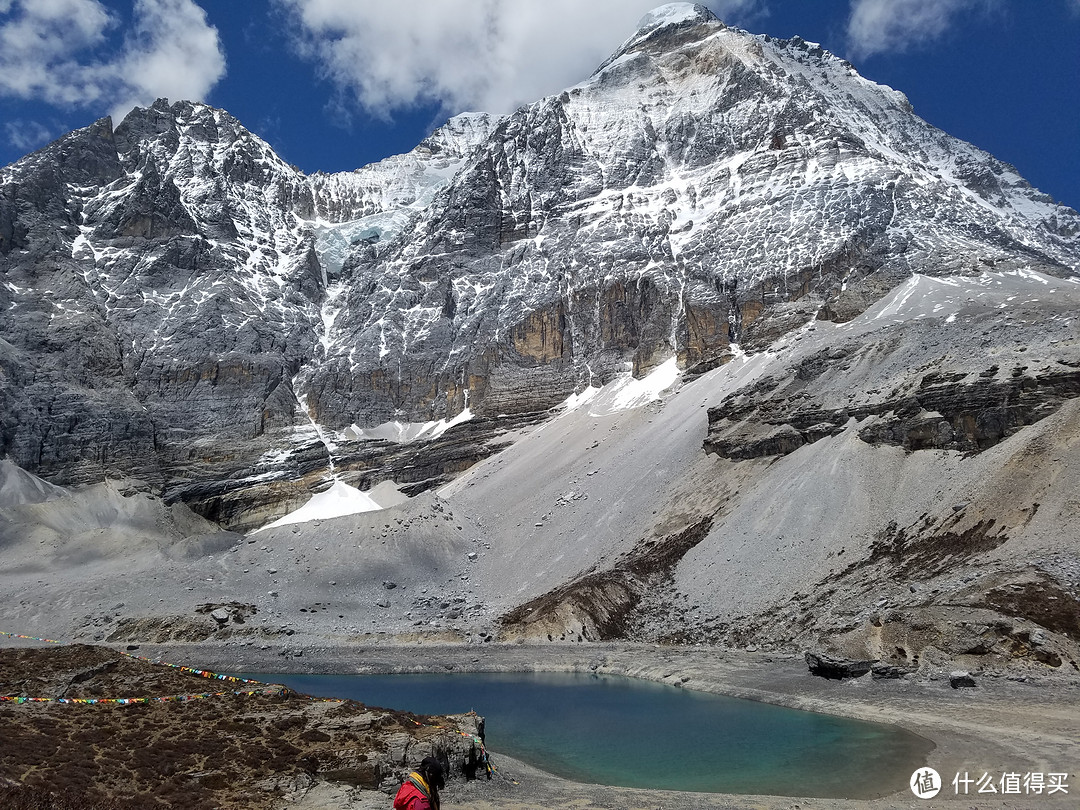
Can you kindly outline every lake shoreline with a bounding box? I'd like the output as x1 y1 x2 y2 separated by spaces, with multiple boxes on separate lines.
235 669 932 800
126 638 1078 810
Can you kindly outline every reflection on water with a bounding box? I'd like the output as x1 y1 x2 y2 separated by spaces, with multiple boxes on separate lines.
235 670 931 799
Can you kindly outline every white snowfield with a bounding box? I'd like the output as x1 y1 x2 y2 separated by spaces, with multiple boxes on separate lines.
635 2 714 34
561 357 682 416
253 480 385 533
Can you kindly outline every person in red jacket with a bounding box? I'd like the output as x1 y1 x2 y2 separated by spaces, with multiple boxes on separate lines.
393 756 445 810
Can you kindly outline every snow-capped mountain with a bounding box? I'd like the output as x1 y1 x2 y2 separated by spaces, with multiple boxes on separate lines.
0 98 498 507
3 4 1080 675
315 1 1077 430
1 3 1078 526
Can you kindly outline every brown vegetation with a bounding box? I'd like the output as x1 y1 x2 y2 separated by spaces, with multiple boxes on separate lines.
0 645 475 809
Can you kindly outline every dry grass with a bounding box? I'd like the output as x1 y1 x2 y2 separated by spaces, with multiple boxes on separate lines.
1 645 472 809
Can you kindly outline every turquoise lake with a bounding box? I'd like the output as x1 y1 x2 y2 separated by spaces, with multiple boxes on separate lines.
236 670 931 799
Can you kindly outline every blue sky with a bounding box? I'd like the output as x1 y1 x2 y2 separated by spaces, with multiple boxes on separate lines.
1 0 1078 210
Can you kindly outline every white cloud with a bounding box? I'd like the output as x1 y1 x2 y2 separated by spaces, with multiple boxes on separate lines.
276 0 765 119
110 0 228 120
0 0 115 104
0 0 225 120
4 119 58 153
846 0 997 58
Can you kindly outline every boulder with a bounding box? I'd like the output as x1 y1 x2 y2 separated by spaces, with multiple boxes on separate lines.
805 651 877 679
871 663 914 680
949 670 977 688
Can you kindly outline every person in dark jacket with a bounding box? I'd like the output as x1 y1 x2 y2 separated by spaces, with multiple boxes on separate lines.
393 756 445 810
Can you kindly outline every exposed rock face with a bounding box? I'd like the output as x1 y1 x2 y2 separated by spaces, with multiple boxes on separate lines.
1 6 1079 531
704 277 1080 462
707 365 1080 459
3 262 1080 682
0 101 502 518
499 515 717 642
318 11 1079 437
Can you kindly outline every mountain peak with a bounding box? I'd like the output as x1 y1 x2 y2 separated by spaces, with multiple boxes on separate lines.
635 3 718 35
593 3 722 77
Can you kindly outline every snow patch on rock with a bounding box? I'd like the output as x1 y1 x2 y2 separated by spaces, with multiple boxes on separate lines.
344 407 475 444
253 479 390 533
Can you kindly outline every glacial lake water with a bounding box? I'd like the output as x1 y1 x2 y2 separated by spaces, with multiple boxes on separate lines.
236 670 931 799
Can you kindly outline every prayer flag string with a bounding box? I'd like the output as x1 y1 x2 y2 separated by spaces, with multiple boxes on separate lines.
0 687 287 704
0 630 295 704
